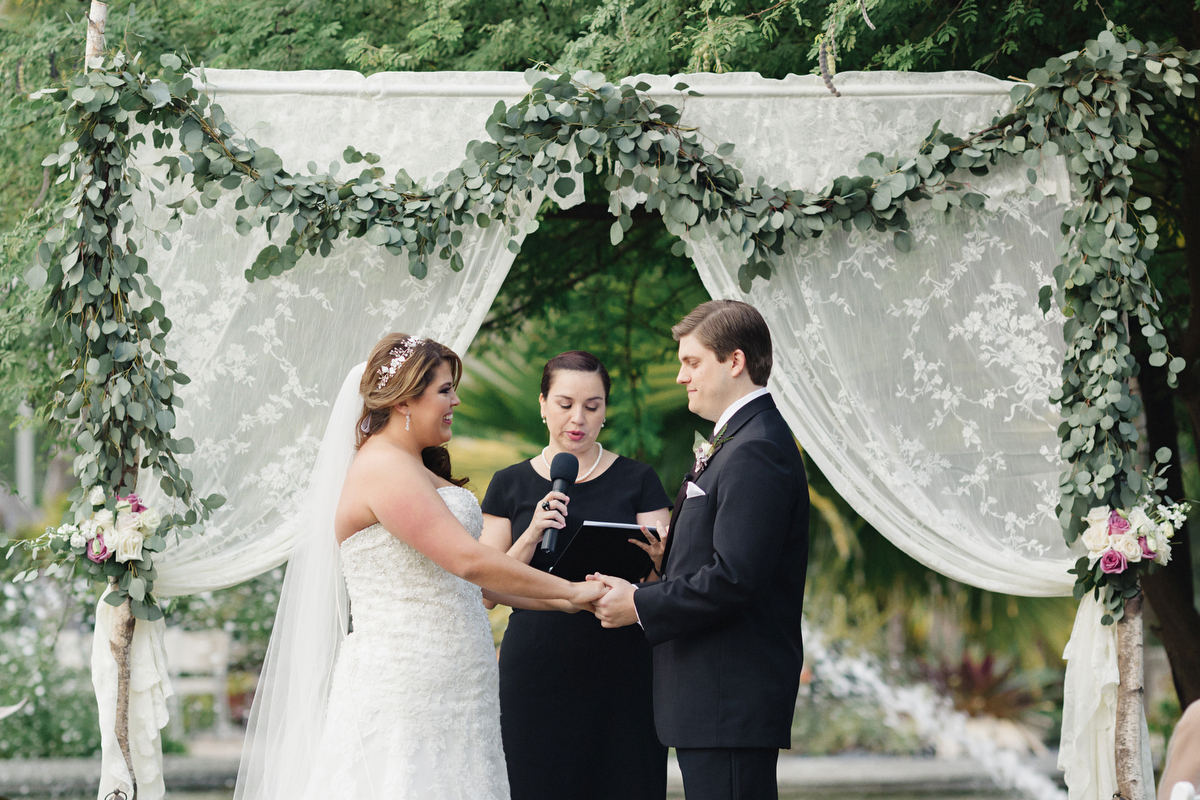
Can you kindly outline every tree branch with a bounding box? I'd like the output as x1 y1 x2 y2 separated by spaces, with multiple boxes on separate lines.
31 167 51 211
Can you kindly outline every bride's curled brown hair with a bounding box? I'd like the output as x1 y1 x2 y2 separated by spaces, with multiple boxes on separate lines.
357 332 468 487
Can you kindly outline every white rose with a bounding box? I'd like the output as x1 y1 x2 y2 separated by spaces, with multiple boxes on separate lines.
1160 521 1175 541
1111 534 1143 563
70 532 87 549
140 508 162 531
111 513 145 564
1152 527 1171 557
1080 521 1110 555
1085 506 1111 526
87 486 106 506
1128 507 1154 536
94 509 114 527
115 498 132 513
1155 540 1172 566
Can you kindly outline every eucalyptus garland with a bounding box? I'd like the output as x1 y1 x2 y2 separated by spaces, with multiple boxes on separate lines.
20 30 1198 621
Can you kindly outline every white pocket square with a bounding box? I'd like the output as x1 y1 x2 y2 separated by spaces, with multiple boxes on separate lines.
685 481 706 498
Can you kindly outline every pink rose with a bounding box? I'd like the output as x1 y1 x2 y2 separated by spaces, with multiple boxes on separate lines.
87 532 112 563
119 493 146 513
1108 510 1131 536
1099 549 1127 574
1139 537 1156 559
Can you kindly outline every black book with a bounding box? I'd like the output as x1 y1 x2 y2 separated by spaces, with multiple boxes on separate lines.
548 520 659 583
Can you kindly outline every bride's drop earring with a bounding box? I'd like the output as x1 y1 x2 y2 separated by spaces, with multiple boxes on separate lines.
602 418 606 429
541 416 547 424
405 413 411 431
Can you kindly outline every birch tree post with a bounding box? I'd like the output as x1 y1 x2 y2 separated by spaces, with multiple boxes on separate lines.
1115 592 1147 800
84 1 106 70
83 7 140 797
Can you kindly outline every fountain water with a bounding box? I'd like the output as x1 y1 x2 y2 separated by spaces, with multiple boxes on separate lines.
802 622 1066 800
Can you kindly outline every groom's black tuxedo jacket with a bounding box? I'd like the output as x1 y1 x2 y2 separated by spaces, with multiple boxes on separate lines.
633 394 808 750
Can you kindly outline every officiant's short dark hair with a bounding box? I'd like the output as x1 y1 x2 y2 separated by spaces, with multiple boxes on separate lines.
541 351 611 400
673 300 772 385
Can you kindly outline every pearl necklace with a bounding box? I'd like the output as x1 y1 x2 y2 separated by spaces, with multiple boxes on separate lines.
542 443 604 482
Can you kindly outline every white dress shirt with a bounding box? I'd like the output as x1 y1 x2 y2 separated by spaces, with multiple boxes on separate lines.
712 386 771 438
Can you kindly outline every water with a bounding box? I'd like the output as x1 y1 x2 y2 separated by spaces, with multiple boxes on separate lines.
802 623 1065 800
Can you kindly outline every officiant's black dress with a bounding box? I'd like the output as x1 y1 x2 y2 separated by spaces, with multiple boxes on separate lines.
482 456 670 800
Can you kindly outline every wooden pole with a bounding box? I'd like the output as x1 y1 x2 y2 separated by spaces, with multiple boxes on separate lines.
1115 591 1147 800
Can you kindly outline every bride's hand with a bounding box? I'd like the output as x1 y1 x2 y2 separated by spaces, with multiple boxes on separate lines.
565 579 608 613
629 519 668 579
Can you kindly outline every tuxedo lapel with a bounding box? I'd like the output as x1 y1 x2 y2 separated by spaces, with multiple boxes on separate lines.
659 472 693 576
661 394 777 577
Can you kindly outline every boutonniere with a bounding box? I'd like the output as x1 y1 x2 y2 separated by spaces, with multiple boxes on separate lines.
692 424 731 476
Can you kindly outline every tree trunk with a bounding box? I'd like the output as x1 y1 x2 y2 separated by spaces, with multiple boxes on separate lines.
1115 592 1147 800
1136 356 1200 709
108 593 138 799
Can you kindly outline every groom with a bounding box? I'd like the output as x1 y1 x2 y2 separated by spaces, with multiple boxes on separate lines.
592 299 809 800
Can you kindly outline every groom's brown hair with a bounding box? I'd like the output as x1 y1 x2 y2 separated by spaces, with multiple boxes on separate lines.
672 300 773 386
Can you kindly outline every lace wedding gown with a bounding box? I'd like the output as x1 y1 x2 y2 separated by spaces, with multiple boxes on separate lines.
301 485 510 799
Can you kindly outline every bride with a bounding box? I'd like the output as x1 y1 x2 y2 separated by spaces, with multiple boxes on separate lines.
234 333 607 800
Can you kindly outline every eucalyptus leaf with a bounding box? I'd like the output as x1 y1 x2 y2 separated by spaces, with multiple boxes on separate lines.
24 264 47 290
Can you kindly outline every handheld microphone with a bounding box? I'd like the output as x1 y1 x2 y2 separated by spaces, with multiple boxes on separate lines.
542 452 579 553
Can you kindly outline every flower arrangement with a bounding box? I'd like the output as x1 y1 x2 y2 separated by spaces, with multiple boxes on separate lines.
1070 499 1189 624
692 425 731 477
7 487 169 620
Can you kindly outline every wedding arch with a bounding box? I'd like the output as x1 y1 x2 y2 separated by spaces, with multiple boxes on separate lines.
12 9 1198 800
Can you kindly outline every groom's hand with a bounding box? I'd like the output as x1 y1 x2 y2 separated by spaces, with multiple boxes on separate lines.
566 579 608 614
589 574 638 628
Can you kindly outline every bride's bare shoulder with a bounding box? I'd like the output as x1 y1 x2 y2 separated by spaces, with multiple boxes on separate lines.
350 438 424 482
336 441 431 541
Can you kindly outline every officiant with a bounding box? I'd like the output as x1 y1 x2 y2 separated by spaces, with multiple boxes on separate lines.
480 351 671 800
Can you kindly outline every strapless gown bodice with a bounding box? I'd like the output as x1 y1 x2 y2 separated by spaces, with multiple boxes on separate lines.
301 485 509 800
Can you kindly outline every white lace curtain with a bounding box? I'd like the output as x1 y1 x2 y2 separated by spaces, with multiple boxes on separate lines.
662 70 1078 594
651 70 1138 800
93 70 577 800
91 69 1135 800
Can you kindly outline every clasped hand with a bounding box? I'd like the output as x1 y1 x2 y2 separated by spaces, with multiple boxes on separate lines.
566 575 638 627
568 518 664 624
586 574 638 628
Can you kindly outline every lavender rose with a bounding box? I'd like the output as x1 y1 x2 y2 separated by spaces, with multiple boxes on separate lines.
1108 510 1131 536
87 533 112 563
118 493 146 513
1099 549 1127 574
1139 537 1156 560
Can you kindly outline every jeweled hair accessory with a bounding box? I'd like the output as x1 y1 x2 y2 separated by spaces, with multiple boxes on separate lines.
376 336 426 390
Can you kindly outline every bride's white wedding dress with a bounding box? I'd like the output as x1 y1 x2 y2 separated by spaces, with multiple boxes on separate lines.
301 485 510 800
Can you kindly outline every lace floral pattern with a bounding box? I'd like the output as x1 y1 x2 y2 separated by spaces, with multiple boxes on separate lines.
678 72 1082 595
301 486 508 800
130 70 547 598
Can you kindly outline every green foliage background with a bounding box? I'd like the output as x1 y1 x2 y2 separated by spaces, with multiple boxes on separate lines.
2 0 1200 756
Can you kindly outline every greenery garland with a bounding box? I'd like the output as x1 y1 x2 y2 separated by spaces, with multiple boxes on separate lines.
13 29 1197 622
